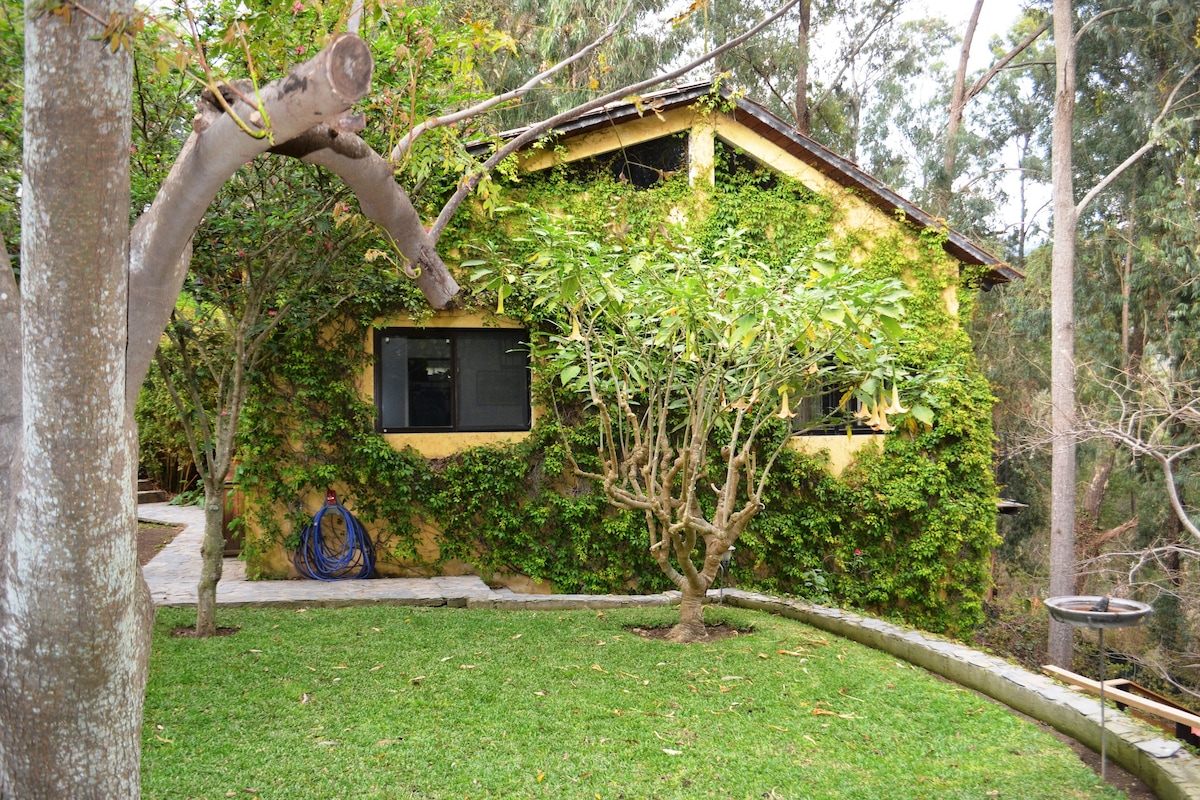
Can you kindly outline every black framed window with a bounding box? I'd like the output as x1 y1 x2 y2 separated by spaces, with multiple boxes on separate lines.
791 388 877 436
375 328 531 433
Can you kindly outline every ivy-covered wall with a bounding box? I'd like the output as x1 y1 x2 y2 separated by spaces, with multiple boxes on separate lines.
235 130 999 636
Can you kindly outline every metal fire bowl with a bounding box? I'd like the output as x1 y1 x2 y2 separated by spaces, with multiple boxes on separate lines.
1045 596 1153 629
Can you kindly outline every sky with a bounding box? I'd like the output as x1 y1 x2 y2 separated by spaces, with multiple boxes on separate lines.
911 0 1026 71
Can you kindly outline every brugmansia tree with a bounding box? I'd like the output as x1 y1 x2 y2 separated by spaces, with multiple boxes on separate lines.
483 217 912 641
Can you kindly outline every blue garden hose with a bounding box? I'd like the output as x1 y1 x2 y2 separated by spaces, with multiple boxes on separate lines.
294 491 375 581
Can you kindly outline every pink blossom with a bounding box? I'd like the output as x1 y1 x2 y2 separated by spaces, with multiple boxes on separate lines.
854 549 862 556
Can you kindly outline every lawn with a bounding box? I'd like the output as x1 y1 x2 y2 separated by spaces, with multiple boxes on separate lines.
143 605 1126 800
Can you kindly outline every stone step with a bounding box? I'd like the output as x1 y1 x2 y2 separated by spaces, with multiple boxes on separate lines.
138 489 168 504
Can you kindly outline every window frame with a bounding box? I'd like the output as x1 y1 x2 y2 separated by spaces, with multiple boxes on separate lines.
374 327 532 434
791 387 879 437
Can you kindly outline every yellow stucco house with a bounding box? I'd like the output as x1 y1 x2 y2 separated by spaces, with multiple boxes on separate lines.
244 81 1015 604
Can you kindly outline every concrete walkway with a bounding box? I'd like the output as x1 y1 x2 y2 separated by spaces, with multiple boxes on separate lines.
139 502 503 608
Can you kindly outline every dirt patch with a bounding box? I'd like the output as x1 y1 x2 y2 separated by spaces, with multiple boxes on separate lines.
627 621 753 642
138 520 183 567
170 625 241 638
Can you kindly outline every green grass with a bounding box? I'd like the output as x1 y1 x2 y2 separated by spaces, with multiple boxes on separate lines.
143 605 1125 800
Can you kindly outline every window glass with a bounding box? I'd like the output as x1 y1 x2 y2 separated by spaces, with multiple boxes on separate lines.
376 329 530 433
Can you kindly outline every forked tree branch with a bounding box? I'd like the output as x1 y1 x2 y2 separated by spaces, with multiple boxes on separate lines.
390 0 638 161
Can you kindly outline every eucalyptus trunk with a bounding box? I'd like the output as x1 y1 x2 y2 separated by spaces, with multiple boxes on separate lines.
1048 0 1078 668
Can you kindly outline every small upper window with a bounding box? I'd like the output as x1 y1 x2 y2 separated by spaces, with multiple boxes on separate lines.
560 134 688 189
791 389 876 436
375 328 531 433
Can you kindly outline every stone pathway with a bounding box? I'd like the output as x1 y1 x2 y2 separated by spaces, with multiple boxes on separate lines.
139 502 501 608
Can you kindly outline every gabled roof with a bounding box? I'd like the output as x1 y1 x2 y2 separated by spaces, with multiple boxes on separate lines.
486 81 1020 286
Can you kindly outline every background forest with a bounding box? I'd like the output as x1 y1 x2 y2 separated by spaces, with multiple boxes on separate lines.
6 0 1200 697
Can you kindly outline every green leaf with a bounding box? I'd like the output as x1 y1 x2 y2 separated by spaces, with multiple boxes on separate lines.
559 365 581 386
910 405 935 426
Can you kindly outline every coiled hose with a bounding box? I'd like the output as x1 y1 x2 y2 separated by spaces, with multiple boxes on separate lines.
295 491 375 581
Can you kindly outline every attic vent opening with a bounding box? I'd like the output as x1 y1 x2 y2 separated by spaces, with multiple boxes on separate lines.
569 133 687 189
715 139 781 189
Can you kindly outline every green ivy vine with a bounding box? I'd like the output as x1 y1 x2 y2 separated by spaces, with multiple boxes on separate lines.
170 134 1000 634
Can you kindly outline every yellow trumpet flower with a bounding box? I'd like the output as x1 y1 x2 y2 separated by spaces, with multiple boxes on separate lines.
884 384 908 415
776 389 797 419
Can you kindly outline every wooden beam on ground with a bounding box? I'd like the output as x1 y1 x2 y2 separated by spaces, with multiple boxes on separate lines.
1043 664 1200 730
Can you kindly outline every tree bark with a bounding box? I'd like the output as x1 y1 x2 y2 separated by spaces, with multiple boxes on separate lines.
196 483 227 638
794 0 812 135
0 2 154 796
272 128 459 308
125 34 375 412
937 0 984 214
1 30 382 796
669 580 711 642
1048 0 1078 668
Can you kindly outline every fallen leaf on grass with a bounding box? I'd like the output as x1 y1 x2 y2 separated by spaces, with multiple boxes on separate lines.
778 649 806 657
410 675 425 684
512 634 522 639
460 664 476 669
154 734 173 743
591 664 607 673
369 664 383 672
838 688 865 702
300 693 312 704
812 708 858 719
536 771 545 783
662 748 683 756
332 665 348 670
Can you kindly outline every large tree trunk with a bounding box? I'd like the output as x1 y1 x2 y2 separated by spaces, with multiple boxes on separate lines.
668 578 712 643
0 2 154 796
1 30 380 796
1048 0 1078 668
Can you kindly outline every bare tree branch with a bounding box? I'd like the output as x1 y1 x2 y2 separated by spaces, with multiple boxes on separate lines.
126 34 374 413
963 17 1051 105
1075 63 1200 216
390 0 638 161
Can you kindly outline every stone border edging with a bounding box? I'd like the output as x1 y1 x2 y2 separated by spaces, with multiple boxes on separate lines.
718 590 1200 800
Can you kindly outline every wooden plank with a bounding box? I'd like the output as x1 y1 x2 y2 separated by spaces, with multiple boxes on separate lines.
1043 665 1200 729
